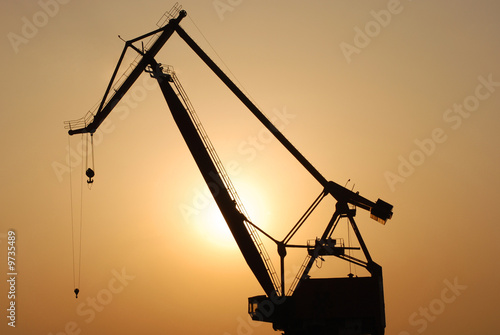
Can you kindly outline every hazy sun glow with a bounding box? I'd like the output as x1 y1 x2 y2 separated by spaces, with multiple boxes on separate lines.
198 200 235 249
192 177 270 251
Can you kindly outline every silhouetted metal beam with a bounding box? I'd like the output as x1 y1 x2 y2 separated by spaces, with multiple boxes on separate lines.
174 26 393 223
152 62 278 297
68 10 187 135
175 25 329 187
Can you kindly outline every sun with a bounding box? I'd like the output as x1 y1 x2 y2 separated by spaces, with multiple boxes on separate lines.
196 200 237 249
185 176 271 252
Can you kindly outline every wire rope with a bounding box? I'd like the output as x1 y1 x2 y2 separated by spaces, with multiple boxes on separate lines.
90 134 95 173
346 217 357 277
68 135 84 297
68 135 76 289
347 218 352 276
78 135 84 289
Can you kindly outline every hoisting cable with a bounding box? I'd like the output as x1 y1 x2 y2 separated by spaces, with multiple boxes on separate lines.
345 181 357 278
85 133 95 187
347 217 353 277
68 134 77 297
68 134 84 298
346 217 358 278
78 135 84 296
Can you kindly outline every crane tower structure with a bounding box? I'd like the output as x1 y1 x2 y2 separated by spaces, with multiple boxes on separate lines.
65 5 394 335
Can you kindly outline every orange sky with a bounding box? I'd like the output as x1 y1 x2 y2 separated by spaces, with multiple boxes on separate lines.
1 1 500 334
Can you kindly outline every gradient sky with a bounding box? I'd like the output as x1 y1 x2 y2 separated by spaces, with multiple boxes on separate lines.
1 1 500 334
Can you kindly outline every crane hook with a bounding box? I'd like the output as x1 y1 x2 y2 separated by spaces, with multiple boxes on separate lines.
86 168 95 184
74 288 80 299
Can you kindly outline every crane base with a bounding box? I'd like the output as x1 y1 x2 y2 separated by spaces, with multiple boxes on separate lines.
249 276 385 335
